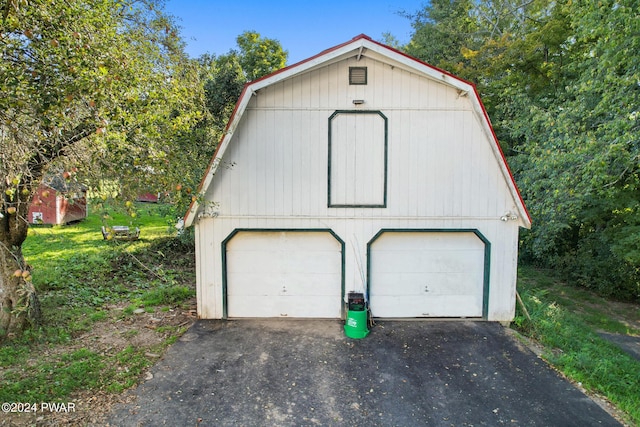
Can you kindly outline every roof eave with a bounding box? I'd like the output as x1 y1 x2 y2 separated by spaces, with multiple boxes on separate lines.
184 34 531 228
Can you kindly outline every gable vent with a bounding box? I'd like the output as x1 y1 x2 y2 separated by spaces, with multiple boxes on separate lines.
349 67 367 85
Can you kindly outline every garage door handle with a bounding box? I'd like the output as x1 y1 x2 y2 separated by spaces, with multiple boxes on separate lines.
280 313 288 317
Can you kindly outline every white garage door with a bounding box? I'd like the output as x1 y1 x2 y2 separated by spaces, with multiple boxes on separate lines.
369 231 486 318
225 231 342 318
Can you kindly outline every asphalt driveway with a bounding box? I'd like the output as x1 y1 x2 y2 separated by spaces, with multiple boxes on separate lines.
107 320 620 426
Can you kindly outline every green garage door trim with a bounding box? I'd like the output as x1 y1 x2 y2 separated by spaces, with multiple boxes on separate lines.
221 228 346 319
366 229 491 319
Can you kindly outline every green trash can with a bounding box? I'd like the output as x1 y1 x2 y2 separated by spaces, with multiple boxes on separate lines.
344 292 370 339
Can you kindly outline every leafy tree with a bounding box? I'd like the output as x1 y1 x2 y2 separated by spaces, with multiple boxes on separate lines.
159 31 288 226
202 53 246 134
515 0 640 299
202 31 288 134
405 0 479 76
405 0 640 300
235 31 287 81
153 31 288 229
0 0 204 337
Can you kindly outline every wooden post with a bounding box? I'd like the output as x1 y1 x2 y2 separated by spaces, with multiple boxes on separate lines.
516 290 531 321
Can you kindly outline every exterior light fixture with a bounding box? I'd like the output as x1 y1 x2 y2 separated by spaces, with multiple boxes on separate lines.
500 211 518 221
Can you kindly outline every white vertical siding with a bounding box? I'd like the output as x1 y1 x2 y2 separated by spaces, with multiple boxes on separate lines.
196 216 520 321
211 108 515 220
197 53 523 321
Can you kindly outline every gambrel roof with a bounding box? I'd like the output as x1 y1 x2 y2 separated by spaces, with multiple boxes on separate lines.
184 34 530 228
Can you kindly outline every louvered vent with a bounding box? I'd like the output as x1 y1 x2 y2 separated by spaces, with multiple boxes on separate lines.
349 67 367 85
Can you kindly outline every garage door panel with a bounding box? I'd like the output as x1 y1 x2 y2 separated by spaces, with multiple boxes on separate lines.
296 275 342 295
226 273 282 295
371 273 424 296
286 251 339 273
425 273 481 294
392 233 481 250
227 296 280 318
373 251 422 272
370 231 486 318
280 296 341 317
226 231 342 318
372 273 479 296
372 295 482 318
424 250 482 268
374 250 483 274
228 295 341 318
226 252 283 274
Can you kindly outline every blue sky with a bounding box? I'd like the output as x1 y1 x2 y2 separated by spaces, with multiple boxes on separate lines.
163 1 427 65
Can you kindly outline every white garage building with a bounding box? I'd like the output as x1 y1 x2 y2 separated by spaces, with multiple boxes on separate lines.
184 34 531 322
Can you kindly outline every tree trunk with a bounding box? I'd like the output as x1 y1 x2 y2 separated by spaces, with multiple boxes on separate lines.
0 178 41 339
0 242 41 338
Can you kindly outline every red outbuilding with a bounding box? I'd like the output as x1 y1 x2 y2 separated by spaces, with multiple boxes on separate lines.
27 175 87 225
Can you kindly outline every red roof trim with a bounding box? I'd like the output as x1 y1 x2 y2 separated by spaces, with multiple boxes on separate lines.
471 86 532 224
185 33 531 225
361 35 531 223
184 36 374 223
248 34 374 86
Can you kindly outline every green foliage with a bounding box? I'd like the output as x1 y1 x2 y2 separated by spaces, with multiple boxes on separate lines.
199 30 288 133
0 0 205 335
515 267 640 425
124 284 194 315
0 206 194 404
0 348 104 402
154 30 289 221
513 0 640 300
202 52 246 133
406 0 640 301
405 0 479 74
140 285 194 307
0 344 29 367
236 31 288 81
0 0 204 195
104 345 154 392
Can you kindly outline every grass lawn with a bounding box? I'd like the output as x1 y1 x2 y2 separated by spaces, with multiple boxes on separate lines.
0 203 196 425
2 214 639 425
515 265 640 426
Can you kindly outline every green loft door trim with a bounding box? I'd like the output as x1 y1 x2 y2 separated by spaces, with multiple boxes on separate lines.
327 110 388 208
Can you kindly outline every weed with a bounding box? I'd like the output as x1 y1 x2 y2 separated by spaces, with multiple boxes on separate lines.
0 348 103 402
122 329 139 339
0 345 29 367
105 345 154 393
122 305 135 316
141 285 194 307
90 310 107 322
0 203 195 408
515 266 640 425
155 325 176 334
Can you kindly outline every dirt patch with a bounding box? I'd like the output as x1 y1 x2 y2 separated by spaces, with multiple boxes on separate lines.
75 303 195 354
1 299 197 427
